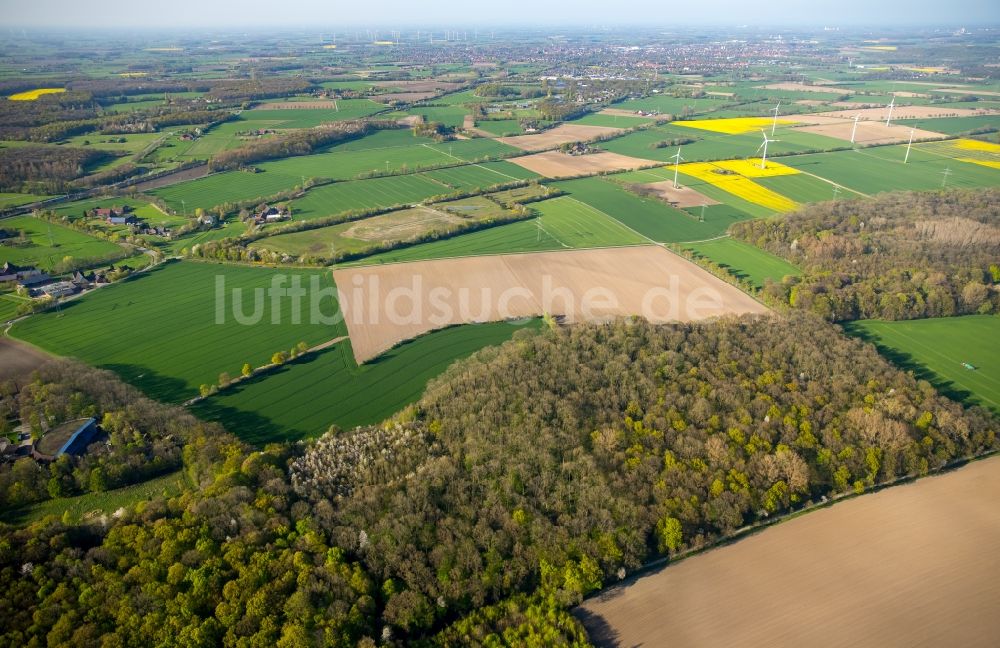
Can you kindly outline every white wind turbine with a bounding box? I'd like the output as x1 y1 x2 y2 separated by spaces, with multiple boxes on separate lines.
904 128 915 163
770 101 782 136
885 96 896 126
670 147 686 189
850 113 861 144
757 129 781 169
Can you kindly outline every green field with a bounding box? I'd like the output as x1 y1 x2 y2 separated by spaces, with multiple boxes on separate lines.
191 320 541 443
614 166 775 219
245 99 385 126
555 176 754 243
0 192 52 208
10 261 345 403
406 105 470 127
684 237 800 288
291 174 448 221
844 315 1000 414
896 115 999 135
422 161 539 190
255 199 515 258
350 194 644 265
0 292 30 322
611 95 730 116
152 169 301 212
0 470 187 526
474 119 525 136
0 215 125 270
569 112 655 128
601 122 848 165
755 172 858 203
782 144 1000 195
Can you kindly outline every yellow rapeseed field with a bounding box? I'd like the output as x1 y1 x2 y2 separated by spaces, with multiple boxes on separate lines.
709 158 801 178
672 117 799 135
8 87 66 101
954 139 1000 154
957 158 1000 170
677 160 799 212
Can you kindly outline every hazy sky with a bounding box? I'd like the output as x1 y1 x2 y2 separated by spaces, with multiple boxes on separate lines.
2 0 999 28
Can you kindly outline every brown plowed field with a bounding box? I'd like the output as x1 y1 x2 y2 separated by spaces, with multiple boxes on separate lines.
577 455 1000 648
508 150 659 178
332 246 768 362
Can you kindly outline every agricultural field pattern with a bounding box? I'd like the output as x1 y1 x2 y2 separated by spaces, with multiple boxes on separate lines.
1 15 999 648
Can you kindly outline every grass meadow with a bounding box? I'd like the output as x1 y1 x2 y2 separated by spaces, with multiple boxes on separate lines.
0 215 125 270
844 315 1000 414
10 261 346 403
192 320 542 443
684 237 801 288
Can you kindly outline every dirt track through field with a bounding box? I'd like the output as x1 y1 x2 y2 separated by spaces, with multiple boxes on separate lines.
577 454 1000 648
332 246 768 362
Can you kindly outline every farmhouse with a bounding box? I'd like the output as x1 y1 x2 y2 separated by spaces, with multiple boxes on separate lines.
40 281 78 298
253 204 292 225
16 272 52 290
0 262 43 283
32 417 99 461
94 205 135 224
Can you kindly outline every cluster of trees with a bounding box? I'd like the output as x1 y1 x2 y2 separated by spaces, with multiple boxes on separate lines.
0 145 118 192
207 77 314 101
473 83 523 99
731 189 1000 320
411 120 454 141
0 91 100 140
291 314 997 640
1 315 996 644
0 361 216 509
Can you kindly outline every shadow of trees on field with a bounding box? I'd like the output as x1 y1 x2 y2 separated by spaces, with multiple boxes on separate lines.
572 608 627 648
103 363 191 405
842 325 985 411
187 350 330 446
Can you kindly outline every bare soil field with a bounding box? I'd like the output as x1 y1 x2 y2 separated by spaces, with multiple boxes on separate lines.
795 121 946 145
332 246 768 362
577 454 1000 648
794 99 829 107
815 105 996 120
639 181 721 208
508 150 659 178
128 164 210 192
0 337 50 382
760 82 845 94
498 123 624 151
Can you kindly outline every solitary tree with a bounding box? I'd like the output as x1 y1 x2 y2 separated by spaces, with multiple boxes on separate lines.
241 363 253 377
